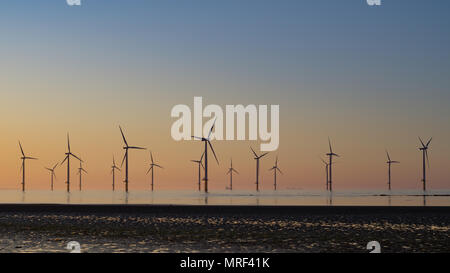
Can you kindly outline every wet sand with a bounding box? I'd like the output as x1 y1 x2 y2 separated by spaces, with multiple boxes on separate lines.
0 205 448 253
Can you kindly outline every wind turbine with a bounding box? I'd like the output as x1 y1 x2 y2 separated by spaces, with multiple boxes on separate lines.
250 147 268 192
326 138 339 192
111 156 121 191
191 120 219 193
269 156 282 191
418 137 432 191
191 152 205 191
45 163 58 191
61 134 83 193
320 158 329 191
77 161 87 191
226 158 239 191
18 141 38 192
146 151 164 191
386 150 399 191
119 126 146 193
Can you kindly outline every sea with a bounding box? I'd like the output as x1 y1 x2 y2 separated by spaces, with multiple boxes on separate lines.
0 189 449 206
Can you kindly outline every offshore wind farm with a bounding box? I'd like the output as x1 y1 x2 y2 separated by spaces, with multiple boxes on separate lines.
5 126 449 206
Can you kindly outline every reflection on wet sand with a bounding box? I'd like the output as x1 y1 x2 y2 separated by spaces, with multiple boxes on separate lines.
0 190 449 206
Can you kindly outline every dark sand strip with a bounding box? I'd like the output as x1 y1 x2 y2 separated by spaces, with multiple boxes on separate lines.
0 204 449 215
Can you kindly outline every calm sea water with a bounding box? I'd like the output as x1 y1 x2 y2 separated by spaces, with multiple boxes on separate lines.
0 189 449 206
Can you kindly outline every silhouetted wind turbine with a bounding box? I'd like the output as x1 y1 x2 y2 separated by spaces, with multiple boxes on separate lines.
61 134 82 193
251 147 268 192
386 150 399 191
146 151 164 191
269 156 282 191
191 120 219 193
191 152 205 191
119 126 146 193
320 158 329 191
418 137 432 191
326 138 339 192
18 141 38 192
111 156 121 191
226 158 239 191
45 163 58 191
77 161 87 191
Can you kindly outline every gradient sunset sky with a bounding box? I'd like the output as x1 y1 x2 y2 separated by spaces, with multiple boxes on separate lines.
1 0 449 191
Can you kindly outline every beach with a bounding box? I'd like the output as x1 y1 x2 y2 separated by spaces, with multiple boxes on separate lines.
0 204 448 253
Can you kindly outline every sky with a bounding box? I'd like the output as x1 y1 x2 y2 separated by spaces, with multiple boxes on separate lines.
0 0 450 191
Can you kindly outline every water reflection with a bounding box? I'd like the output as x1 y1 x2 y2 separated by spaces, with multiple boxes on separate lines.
2 189 450 206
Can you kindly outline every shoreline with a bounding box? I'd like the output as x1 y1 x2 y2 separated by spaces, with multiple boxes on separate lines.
0 204 449 215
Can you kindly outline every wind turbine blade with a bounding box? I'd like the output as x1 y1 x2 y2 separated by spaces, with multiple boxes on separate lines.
82 168 88 174
45 167 52 171
18 141 25 157
207 118 217 139
227 169 231 174
121 151 127 167
119 126 128 147
201 161 205 170
418 137 425 148
233 169 239 174
61 155 68 165
67 133 71 153
27 157 38 160
71 153 83 162
113 156 116 166
129 146 146 150
146 166 153 174
208 141 219 164
155 164 163 169
426 137 433 147
328 137 333 153
53 163 58 170
53 172 57 180
277 167 283 174
191 136 203 141
150 152 154 164
250 147 258 158
386 150 391 161
260 152 269 158
200 151 205 161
